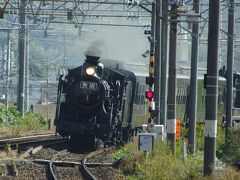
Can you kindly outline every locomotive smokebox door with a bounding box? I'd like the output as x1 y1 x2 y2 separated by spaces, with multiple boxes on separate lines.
138 133 155 152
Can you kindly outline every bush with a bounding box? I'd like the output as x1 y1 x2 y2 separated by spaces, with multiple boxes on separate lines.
218 127 240 165
0 108 21 126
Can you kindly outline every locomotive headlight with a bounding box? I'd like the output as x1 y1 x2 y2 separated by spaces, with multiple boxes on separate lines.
86 66 96 76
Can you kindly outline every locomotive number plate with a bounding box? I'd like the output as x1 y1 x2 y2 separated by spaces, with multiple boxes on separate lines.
80 81 97 90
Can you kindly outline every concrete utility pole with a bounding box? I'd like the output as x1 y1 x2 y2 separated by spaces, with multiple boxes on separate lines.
167 4 178 154
17 0 26 115
154 0 161 124
187 0 200 155
1 43 4 77
226 0 235 129
150 2 156 56
204 0 220 175
160 0 169 128
5 29 11 110
25 26 29 111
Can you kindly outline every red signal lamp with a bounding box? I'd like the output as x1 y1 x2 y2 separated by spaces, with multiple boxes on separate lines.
145 90 154 100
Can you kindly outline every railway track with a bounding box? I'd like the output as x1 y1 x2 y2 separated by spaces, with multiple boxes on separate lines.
0 133 64 149
82 148 114 180
0 134 120 179
48 149 70 180
46 147 115 180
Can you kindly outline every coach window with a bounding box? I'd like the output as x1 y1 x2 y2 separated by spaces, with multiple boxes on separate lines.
135 84 145 105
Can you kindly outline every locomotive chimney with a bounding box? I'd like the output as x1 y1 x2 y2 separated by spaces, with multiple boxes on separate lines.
85 55 100 65
85 40 104 65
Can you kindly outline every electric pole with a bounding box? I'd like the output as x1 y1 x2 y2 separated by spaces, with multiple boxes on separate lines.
167 4 178 154
5 29 11 110
25 25 29 111
150 2 156 56
187 0 200 155
226 0 235 130
154 0 161 124
160 0 169 128
17 0 26 115
204 0 220 175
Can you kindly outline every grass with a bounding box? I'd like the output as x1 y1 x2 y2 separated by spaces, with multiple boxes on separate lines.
0 107 47 137
114 134 240 180
116 139 203 180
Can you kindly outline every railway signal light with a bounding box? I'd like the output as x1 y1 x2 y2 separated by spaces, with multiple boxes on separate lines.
146 77 154 86
145 90 154 100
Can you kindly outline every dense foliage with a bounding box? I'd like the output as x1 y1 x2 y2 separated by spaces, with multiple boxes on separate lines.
0 107 47 136
218 127 240 165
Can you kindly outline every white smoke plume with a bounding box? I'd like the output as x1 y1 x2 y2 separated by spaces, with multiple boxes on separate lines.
85 39 106 58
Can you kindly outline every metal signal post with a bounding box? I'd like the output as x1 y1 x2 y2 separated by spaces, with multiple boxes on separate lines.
145 2 156 131
146 51 155 129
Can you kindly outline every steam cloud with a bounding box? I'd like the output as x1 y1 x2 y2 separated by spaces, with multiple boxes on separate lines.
85 39 106 58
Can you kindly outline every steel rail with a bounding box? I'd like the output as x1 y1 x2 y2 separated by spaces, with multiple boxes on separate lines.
0 134 65 149
49 149 69 180
0 132 56 142
23 159 113 167
81 147 113 180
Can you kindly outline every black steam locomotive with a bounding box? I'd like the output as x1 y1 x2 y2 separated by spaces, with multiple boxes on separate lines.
54 55 136 147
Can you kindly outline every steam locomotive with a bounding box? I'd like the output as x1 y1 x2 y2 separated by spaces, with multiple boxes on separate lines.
54 55 137 147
